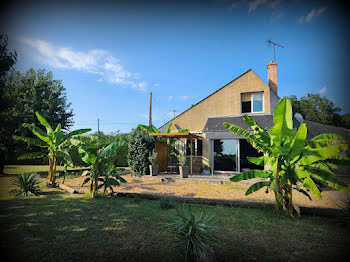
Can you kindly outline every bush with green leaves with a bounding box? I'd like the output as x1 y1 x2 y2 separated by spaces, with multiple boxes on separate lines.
9 173 41 197
148 150 158 165
128 127 154 176
169 205 217 262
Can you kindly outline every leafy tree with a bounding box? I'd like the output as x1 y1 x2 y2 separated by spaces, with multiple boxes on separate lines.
284 94 343 126
71 138 127 198
128 127 154 176
0 68 74 168
0 34 17 173
14 112 91 184
224 99 350 216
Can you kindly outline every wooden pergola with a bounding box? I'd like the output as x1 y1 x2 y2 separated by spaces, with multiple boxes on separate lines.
149 132 202 175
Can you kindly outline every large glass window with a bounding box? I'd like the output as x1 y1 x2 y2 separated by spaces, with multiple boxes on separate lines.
241 92 264 113
214 139 238 171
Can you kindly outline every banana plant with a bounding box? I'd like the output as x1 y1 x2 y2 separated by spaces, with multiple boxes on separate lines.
138 122 189 156
13 112 91 185
97 168 127 196
71 139 127 198
224 99 350 216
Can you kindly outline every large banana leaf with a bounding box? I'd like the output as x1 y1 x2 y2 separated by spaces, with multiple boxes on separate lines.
298 143 348 165
303 176 321 199
62 128 91 141
325 155 350 166
138 124 159 133
57 150 74 167
54 124 64 147
269 99 295 146
166 122 172 133
24 124 53 145
311 133 345 141
247 156 265 166
230 170 270 182
223 122 270 153
290 123 307 163
303 166 350 192
36 112 54 137
245 181 271 195
242 115 270 144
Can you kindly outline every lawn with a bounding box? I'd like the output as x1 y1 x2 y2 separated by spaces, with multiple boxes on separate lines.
3 165 88 175
0 176 349 261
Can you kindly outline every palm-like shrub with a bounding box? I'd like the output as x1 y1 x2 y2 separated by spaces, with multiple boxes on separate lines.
10 173 41 197
169 206 217 262
224 98 350 216
97 168 127 196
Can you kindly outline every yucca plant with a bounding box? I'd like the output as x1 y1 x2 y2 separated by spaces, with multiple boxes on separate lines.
224 98 350 216
9 173 41 197
169 205 217 262
13 112 91 185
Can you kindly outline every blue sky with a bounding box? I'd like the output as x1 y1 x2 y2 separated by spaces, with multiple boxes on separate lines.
1 0 349 133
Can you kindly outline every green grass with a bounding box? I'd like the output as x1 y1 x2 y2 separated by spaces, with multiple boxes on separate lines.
0 176 349 261
3 165 87 175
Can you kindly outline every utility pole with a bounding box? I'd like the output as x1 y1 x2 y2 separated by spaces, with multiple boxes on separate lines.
149 92 152 127
267 40 285 62
97 118 100 150
169 109 178 119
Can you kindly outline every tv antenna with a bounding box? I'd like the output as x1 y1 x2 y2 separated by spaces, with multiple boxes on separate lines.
267 40 285 62
169 110 178 119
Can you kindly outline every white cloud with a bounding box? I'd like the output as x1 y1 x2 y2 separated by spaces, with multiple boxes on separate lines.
319 85 327 94
168 96 174 102
298 7 327 24
248 0 268 13
181 96 189 100
20 37 148 91
154 83 160 88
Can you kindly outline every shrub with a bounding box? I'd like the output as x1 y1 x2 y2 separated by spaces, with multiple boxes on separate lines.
128 127 154 176
169 205 217 262
148 150 158 165
160 196 175 209
177 155 187 167
9 173 41 197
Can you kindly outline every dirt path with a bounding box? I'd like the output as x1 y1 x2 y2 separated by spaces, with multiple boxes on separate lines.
63 174 350 209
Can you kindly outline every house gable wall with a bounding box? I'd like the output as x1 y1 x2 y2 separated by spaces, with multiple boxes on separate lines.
165 70 271 132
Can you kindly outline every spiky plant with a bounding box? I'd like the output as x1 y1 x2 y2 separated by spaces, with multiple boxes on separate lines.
169 205 217 262
9 173 41 197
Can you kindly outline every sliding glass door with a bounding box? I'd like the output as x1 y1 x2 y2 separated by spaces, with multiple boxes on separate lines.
213 139 238 172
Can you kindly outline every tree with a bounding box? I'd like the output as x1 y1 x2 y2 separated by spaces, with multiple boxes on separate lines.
284 94 343 126
0 68 74 169
128 127 154 176
71 138 127 198
224 99 350 216
0 34 17 173
14 112 91 184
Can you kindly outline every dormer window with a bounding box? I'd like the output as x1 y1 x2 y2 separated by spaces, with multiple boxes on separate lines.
241 92 264 113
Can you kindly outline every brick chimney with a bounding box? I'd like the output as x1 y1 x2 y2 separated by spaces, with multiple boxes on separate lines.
267 61 277 95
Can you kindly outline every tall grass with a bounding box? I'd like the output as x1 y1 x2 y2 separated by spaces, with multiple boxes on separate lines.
9 173 41 197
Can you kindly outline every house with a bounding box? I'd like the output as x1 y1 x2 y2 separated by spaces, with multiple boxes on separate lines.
159 62 350 174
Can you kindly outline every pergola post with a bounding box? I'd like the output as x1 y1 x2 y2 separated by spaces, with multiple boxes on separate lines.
190 138 193 176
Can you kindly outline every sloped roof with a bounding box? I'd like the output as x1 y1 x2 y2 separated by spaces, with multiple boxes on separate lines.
203 114 274 133
159 69 254 131
203 114 350 141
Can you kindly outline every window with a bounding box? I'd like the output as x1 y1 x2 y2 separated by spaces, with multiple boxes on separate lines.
241 92 264 113
185 139 202 156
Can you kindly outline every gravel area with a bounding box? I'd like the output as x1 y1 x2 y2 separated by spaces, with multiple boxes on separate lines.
63 174 350 210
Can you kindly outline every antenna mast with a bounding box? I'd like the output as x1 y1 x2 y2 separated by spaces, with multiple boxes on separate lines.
267 40 285 62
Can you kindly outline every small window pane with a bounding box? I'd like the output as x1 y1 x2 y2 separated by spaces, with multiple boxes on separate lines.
252 93 263 112
196 140 202 156
242 101 251 113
